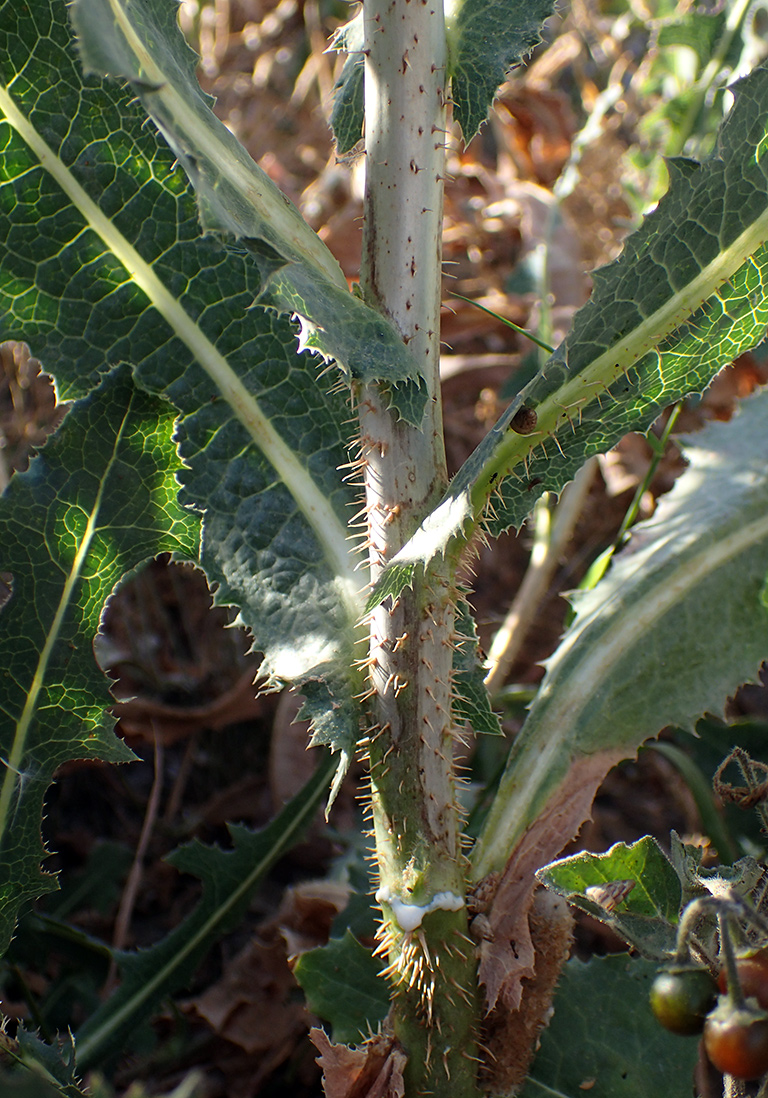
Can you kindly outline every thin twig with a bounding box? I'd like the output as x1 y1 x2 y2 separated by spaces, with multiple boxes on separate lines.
163 730 198 825
105 727 164 993
484 456 598 694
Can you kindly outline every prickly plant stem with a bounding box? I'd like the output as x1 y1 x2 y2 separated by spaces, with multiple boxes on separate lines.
358 0 480 1092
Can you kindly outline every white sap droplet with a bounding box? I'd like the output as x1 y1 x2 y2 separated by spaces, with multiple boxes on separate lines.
375 887 465 931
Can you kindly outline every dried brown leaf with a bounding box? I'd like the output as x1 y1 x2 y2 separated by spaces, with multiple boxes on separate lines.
479 750 625 1012
186 881 347 1059
189 935 303 1057
482 888 574 1094
311 1028 406 1098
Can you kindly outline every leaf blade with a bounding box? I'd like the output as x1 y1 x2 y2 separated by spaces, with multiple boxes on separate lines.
518 955 700 1098
68 0 427 423
447 0 556 142
294 930 390 1044
0 0 367 775
472 385 768 881
328 12 365 155
537 839 681 959
75 754 335 1068
0 365 199 953
368 63 768 607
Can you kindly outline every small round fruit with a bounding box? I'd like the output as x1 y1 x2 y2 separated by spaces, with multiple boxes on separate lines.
650 966 718 1036
704 1002 768 1080
717 947 768 1010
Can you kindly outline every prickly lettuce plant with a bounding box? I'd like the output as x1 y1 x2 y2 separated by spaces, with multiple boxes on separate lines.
3 0 768 1095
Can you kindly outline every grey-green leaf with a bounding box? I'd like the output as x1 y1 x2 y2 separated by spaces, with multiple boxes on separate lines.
447 0 556 142
329 12 365 155
453 600 502 734
472 385 768 880
0 366 199 955
69 0 336 279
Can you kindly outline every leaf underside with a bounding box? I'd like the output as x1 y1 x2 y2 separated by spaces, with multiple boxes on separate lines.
453 600 502 735
328 12 364 156
447 0 557 142
472 384 768 879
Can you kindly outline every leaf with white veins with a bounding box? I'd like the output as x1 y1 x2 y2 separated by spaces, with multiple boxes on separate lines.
0 0 367 796
68 0 426 424
328 11 364 156
447 0 556 142
0 366 199 955
367 62 768 611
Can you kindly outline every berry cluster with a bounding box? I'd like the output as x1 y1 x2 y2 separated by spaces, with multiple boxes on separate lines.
652 946 768 1079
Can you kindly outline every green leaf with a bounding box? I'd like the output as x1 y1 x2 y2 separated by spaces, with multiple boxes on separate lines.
453 600 502 735
294 930 390 1043
538 838 681 960
0 0 368 782
74 753 335 1069
330 61 364 156
0 1028 85 1097
0 1076 66 1098
10 1030 83 1098
472 385 768 880
69 0 336 279
367 62 768 609
657 10 728 70
0 365 198 954
242 238 426 419
67 0 426 424
447 0 556 142
329 13 364 156
518 955 700 1098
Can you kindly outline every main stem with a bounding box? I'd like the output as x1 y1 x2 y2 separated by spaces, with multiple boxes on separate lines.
358 0 480 1094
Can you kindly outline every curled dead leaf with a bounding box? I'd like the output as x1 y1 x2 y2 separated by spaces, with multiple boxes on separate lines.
311 1026 406 1098
479 750 624 1012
